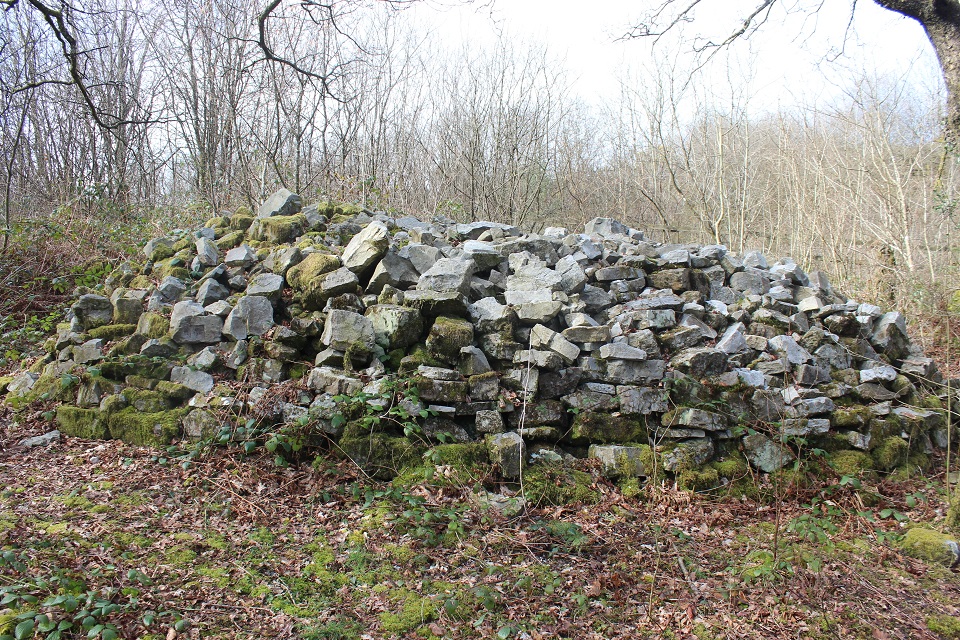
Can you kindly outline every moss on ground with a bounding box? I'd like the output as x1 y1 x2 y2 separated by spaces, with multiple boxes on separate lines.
523 463 601 506
901 528 959 567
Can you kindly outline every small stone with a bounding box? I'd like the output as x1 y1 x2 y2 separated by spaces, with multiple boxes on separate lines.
487 432 525 479
171 366 215 394
18 430 61 448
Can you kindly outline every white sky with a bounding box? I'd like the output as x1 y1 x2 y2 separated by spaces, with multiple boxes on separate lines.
410 0 942 112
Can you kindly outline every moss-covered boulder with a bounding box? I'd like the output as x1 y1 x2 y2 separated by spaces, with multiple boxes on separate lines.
872 436 909 471
523 463 601 505
106 407 187 447
87 324 137 341
215 230 245 250
901 527 960 567
828 449 875 478
56 406 110 439
286 252 342 310
136 312 171 339
247 213 307 244
336 426 424 481
425 316 474 364
568 412 646 445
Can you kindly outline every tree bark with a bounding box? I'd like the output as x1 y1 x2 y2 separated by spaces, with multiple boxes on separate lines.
874 1 960 145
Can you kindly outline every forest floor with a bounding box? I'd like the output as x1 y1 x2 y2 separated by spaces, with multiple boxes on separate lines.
1 408 960 640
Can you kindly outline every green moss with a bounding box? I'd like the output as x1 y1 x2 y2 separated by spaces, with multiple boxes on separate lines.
215 230 245 250
137 312 170 339
872 436 909 472
378 588 437 635
164 545 198 565
153 260 191 282
0 376 13 395
107 407 187 447
230 213 254 230
99 356 172 380
87 323 137 341
828 450 875 478
337 425 425 480
425 316 474 364
398 344 445 374
393 442 490 488
928 615 960 638
830 405 873 429
901 528 959 567
248 213 307 244
712 455 749 480
677 466 719 491
284 252 342 309
129 275 153 289
56 406 110 439
569 412 646 445
523 463 601 505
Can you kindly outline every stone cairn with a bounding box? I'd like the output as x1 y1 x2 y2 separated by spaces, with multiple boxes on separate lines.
3 188 953 485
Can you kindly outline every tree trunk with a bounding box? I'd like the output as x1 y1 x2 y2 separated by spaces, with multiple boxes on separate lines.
874 1 960 145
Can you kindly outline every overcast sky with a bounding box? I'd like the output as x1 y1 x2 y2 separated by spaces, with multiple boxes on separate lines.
410 0 942 112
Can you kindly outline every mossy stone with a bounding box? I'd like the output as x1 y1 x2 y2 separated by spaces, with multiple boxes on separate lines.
872 436 909 471
136 312 170 339
827 450 875 478
678 466 720 491
568 412 646 445
129 275 153 290
56 406 110 439
523 464 601 505
107 407 187 447
336 430 424 481
425 316 474 364
831 405 872 429
87 324 137 341
204 215 230 230
393 442 490 488
248 213 307 244
230 213 254 230
901 528 959 567
216 230 245 250
99 357 173 381
153 261 191 282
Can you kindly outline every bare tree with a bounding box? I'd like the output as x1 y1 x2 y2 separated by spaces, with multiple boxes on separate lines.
624 1 960 144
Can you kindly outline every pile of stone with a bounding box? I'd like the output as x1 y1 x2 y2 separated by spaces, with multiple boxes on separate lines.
3 188 953 483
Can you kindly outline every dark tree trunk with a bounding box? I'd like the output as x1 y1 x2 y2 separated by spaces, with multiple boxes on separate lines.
875 0 960 145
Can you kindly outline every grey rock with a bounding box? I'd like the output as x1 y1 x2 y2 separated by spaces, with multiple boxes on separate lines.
170 301 224 344
619 386 669 415
183 409 220 439
662 438 715 473
488 432 526 479
321 309 375 351
224 244 257 268
365 304 422 351
73 294 114 330
417 257 475 296
585 217 630 237
143 237 175 261
598 343 647 361
589 445 649 479
529 324 580 364
171 366 215 394
195 237 220 267
246 273 285 300
196 278 230 307
264 246 303 276
222 295 274 341
341 221 390 275
664 408 726 431
670 348 727 378
257 188 302 218
742 433 794 472
469 297 516 334
73 339 104 364
767 335 812 365
603 359 666 384
399 243 443 275
19 430 61 448
366 250 419 293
